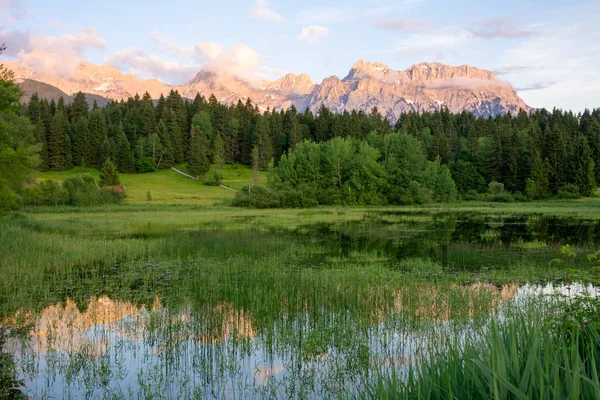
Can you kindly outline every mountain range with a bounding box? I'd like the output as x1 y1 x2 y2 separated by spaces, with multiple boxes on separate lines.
6 59 529 120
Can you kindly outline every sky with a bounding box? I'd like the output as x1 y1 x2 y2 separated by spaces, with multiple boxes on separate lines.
1 0 599 112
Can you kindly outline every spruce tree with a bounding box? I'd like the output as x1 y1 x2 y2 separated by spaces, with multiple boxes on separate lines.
256 116 273 170
188 126 209 178
156 119 173 168
71 116 89 167
115 124 135 173
70 92 89 122
572 135 596 196
48 108 69 170
224 118 239 163
213 133 224 178
99 159 121 187
252 145 260 186
88 109 108 168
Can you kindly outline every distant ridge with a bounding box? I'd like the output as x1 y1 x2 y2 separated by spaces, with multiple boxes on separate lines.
7 59 529 120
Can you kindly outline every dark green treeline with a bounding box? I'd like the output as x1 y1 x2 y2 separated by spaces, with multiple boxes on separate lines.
22 90 600 199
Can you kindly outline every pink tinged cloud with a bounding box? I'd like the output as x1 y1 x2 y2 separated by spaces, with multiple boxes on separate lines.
420 77 512 90
250 0 283 22
14 26 105 79
375 18 430 32
470 19 537 39
0 0 28 23
106 48 197 84
296 26 329 43
0 28 31 56
194 43 263 84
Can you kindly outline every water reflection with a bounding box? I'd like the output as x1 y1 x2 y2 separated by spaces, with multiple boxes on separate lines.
3 282 522 399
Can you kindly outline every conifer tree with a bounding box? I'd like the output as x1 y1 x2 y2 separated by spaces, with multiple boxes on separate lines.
224 118 239 163
140 92 157 136
256 116 273 170
188 126 209 178
70 92 89 122
147 131 163 163
572 135 596 196
99 138 112 166
99 159 120 187
48 108 69 170
213 133 224 178
252 145 260 186
71 116 89 167
115 124 135 173
88 109 108 168
156 119 173 168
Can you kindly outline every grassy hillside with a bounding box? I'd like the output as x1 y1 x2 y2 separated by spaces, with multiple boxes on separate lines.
34 163 266 205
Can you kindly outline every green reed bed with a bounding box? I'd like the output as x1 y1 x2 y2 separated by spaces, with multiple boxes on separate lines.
363 292 600 400
3 206 600 398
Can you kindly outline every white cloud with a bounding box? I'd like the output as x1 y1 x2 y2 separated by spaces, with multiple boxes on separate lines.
499 14 600 112
106 47 197 84
0 28 31 56
0 0 28 23
250 0 283 22
194 42 263 83
421 77 511 90
469 18 537 39
378 28 471 57
296 26 329 43
13 26 105 78
149 31 190 58
297 1 422 25
375 19 430 32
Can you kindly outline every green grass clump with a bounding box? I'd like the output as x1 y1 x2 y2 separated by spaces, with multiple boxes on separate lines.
363 295 600 400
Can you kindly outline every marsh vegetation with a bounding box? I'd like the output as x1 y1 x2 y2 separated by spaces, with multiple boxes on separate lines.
2 206 600 398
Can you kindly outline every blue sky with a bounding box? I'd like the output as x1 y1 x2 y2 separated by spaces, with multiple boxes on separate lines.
1 0 599 111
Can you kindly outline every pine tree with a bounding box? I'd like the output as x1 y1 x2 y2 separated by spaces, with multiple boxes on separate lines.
224 118 239 163
140 92 157 136
48 108 69 170
213 133 224 178
71 116 89 167
70 92 89 122
147 131 163 163
99 159 121 187
529 152 550 199
188 126 209 178
156 119 173 168
115 124 135 173
88 109 108 168
572 135 596 196
99 138 112 166
256 116 273 170
252 145 260 186
167 108 184 164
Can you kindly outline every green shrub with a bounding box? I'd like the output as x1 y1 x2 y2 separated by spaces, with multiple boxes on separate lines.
463 189 481 201
99 187 127 204
0 183 18 213
484 192 515 202
136 157 157 173
557 184 581 199
230 185 281 208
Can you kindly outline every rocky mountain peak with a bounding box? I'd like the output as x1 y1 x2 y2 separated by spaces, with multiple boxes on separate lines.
405 62 497 82
266 73 314 95
10 58 529 120
347 60 393 79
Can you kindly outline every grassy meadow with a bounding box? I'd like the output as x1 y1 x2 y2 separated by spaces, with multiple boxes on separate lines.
2 167 600 398
33 163 267 205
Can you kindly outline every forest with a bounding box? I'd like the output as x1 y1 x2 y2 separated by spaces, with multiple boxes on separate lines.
2 81 600 208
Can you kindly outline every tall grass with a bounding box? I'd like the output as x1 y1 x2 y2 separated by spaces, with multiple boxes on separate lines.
3 206 600 397
363 296 600 399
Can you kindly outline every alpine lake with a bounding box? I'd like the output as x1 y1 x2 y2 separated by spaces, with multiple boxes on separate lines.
2 205 600 399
